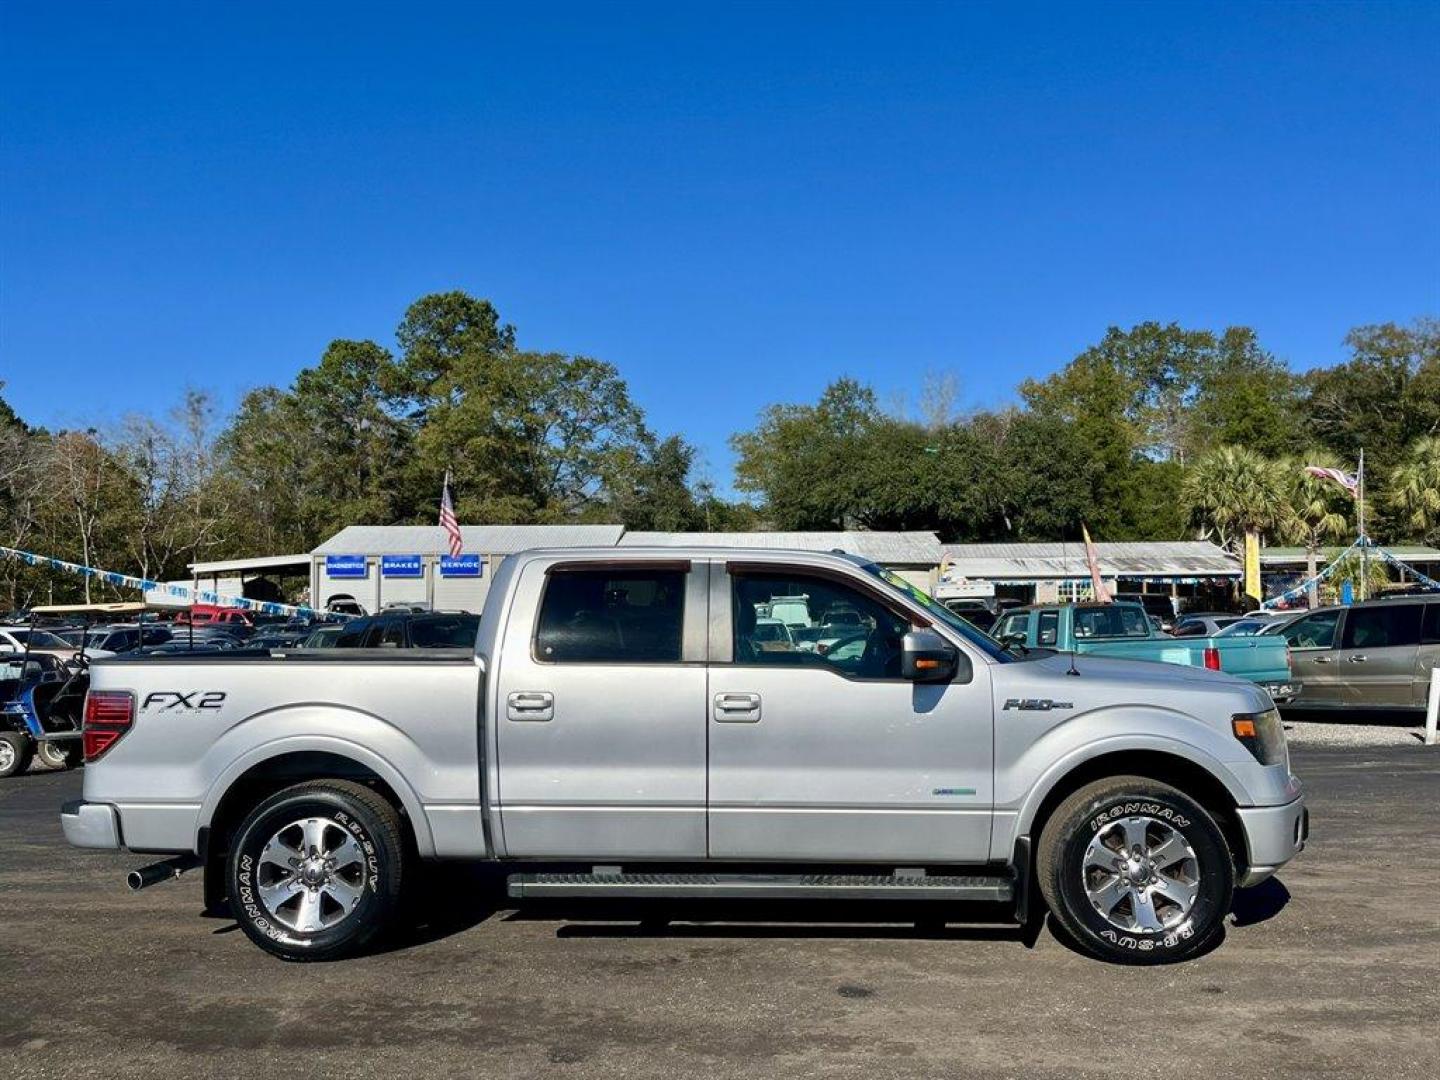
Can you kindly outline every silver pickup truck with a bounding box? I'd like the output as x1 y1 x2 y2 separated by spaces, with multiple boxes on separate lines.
62 547 1307 965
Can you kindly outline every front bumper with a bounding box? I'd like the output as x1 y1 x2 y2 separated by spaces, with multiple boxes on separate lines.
1235 797 1308 887
1262 680 1301 704
61 799 122 850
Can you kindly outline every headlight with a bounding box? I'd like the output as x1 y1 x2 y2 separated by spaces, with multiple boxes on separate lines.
1232 708 1289 770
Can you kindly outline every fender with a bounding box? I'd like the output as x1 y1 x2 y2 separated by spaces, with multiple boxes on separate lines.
991 705 1250 861
196 707 436 858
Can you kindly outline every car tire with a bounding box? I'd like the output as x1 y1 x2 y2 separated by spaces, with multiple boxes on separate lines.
0 732 34 778
1037 776 1233 964
227 779 408 961
35 740 77 771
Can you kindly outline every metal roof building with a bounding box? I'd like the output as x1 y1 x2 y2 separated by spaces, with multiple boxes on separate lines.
619 530 941 567
310 524 626 615
938 541 1240 581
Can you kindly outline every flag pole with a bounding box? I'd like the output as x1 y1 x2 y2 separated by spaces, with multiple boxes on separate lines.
1358 449 1367 602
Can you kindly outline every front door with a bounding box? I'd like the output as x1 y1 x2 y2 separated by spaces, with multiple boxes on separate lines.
494 560 708 858
1334 603 1423 708
1278 609 1344 706
706 565 993 863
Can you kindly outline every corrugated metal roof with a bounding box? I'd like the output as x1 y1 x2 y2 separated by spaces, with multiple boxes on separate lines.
312 524 626 556
938 541 1240 580
619 531 942 564
1262 545 1440 564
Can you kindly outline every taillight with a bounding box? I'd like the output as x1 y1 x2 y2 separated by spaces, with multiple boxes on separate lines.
83 691 134 761
1203 647 1222 671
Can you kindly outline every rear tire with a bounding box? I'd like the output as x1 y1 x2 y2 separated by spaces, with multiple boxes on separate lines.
1037 776 1233 964
35 740 77 771
0 732 34 778
227 779 408 961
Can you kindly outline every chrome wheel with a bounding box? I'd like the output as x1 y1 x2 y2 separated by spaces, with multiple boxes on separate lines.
0 739 15 773
1082 815 1200 932
36 741 68 769
255 817 367 933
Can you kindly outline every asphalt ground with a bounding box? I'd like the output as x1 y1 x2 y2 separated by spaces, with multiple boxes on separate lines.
2 739 1437 1080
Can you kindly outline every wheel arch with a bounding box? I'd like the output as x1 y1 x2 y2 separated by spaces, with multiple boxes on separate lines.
1019 748 1248 875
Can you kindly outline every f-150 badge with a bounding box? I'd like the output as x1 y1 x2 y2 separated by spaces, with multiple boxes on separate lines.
1002 698 1073 711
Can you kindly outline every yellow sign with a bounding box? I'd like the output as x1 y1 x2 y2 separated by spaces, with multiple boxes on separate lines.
1243 531 1261 602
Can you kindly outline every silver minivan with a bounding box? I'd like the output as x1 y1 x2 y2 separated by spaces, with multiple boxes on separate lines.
1270 597 1440 709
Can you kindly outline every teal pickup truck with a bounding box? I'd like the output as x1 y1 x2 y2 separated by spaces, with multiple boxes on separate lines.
991 601 1299 703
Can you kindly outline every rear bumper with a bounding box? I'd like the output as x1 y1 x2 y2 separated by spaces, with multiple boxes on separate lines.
61 799 122 850
1235 797 1308 887
1261 680 1301 704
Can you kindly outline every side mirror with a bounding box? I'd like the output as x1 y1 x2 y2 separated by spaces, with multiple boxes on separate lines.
902 628 966 683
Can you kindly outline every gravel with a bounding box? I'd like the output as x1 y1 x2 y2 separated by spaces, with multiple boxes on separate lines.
1280 710 1432 747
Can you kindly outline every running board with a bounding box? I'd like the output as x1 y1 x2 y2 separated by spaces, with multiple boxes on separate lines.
507 871 1013 902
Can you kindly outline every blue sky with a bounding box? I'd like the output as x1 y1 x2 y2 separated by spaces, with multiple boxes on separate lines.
2 2 1437 490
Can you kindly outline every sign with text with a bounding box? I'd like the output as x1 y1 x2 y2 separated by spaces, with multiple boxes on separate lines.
439 554 482 578
381 554 423 578
324 555 368 579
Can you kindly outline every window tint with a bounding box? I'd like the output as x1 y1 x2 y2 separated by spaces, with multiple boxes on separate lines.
1074 605 1150 639
334 620 369 648
536 569 685 662
410 614 480 648
380 620 406 648
1424 604 1440 645
1341 605 1423 650
1282 610 1340 649
1037 611 1059 647
732 572 909 679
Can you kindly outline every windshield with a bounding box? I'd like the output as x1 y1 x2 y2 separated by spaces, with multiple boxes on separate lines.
1216 618 1267 637
863 564 1012 662
5 628 72 648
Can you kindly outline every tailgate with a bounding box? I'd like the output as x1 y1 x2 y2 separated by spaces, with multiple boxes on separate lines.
1212 637 1290 682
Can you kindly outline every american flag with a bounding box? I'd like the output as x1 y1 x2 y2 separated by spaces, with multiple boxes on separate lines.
1303 465 1358 496
439 470 463 557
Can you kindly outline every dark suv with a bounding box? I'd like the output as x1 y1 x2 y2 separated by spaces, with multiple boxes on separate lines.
334 611 481 649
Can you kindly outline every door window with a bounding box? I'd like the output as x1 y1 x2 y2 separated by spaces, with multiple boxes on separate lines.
1280 611 1340 650
732 572 909 679
1422 604 1440 645
535 569 685 662
1340 605 1423 650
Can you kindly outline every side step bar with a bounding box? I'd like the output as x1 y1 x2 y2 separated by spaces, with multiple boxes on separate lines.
508 871 1013 903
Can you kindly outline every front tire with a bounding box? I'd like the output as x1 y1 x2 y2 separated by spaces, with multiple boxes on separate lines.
227 780 408 961
0 732 34 778
1037 776 1233 964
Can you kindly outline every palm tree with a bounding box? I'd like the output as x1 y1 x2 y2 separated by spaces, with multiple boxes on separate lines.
1183 446 1296 603
1388 436 1440 544
1291 452 1353 607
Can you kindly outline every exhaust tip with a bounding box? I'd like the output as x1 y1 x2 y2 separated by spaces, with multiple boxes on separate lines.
126 869 146 892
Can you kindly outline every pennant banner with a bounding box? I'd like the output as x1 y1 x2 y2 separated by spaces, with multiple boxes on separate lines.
0 544 340 620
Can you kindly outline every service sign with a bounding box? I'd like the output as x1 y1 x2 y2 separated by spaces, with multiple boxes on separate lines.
439 554 482 578
381 554 423 578
324 555 368 579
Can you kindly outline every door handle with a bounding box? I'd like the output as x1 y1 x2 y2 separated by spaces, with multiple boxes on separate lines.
1312 655 1334 664
507 691 554 721
714 692 761 722
1347 655 1368 664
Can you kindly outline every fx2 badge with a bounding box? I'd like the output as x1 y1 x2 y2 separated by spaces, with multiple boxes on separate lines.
140 691 227 713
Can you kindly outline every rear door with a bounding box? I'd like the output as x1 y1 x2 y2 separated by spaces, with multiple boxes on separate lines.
493 559 708 858
1336 604 1424 707
1278 609 1344 706
706 562 993 863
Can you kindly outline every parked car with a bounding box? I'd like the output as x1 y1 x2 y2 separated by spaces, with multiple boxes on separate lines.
83 624 172 654
941 599 1000 633
174 605 255 629
1172 615 1241 638
63 546 1306 965
1216 617 1276 638
0 625 111 662
993 601 1299 702
1 651 88 776
1268 597 1440 710
333 611 481 649
298 625 345 648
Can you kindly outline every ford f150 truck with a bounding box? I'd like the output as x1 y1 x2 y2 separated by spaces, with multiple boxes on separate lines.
992 602 1300 703
62 547 1306 965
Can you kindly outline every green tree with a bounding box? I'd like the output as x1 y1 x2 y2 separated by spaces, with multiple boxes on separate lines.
1189 328 1304 459
1182 446 1296 553
1388 436 1440 544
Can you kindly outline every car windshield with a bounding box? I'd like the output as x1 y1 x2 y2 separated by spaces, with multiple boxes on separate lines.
862 564 1012 662
1216 618 1268 637
4 628 72 648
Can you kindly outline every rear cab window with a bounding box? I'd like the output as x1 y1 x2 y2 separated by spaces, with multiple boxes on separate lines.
1073 605 1151 639
535 568 686 662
